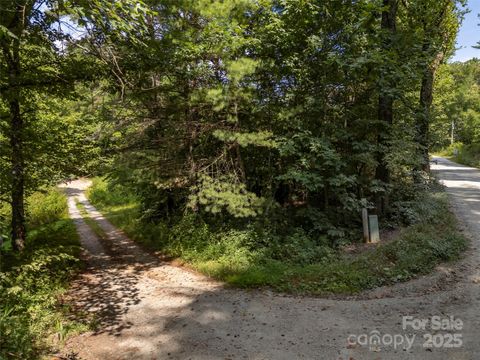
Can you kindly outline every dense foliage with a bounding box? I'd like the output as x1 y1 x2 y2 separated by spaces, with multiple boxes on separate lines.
0 1 476 357
431 58 480 167
1 0 475 252
0 0 147 249
432 59 480 149
88 177 466 293
90 0 468 248
0 189 83 359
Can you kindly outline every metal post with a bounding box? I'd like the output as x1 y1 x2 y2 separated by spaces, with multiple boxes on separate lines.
368 215 380 243
362 208 369 243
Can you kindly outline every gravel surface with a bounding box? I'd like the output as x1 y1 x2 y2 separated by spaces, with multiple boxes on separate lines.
61 157 480 360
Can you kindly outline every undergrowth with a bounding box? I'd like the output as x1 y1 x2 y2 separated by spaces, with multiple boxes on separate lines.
437 142 480 168
0 188 85 359
87 177 467 295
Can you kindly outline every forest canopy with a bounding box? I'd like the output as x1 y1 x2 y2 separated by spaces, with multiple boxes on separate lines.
0 0 478 252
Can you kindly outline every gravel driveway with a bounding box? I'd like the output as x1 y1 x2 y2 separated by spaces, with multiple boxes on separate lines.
62 157 480 360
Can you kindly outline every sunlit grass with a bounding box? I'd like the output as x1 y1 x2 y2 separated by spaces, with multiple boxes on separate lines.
0 188 88 359
435 142 480 168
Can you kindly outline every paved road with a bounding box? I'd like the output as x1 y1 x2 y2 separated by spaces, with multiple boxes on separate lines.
62 159 480 360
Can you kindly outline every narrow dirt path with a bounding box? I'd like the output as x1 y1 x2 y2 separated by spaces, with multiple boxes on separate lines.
61 159 479 360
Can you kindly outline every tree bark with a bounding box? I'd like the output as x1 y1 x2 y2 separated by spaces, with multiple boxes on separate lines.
413 0 454 178
9 94 26 252
416 49 444 175
2 5 26 251
375 0 397 214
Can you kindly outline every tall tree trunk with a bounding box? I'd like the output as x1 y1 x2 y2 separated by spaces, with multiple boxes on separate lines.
4 5 26 251
413 0 455 178
416 49 444 175
9 94 26 252
375 0 397 214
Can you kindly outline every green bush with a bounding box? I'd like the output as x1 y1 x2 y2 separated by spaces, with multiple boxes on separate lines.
88 177 467 295
0 189 84 359
27 188 68 228
87 177 139 207
457 143 480 168
439 142 480 168
266 229 335 265
1 187 68 242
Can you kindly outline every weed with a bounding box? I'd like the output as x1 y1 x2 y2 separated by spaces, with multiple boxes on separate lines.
437 142 480 168
0 188 85 359
87 178 467 295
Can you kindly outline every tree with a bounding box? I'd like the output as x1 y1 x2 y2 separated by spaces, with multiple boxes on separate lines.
432 59 480 147
411 0 464 174
0 1 72 251
88 0 465 246
1 0 464 251
375 0 398 213
0 0 148 251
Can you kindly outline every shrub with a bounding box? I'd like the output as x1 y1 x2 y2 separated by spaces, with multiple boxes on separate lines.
87 178 467 295
27 188 68 228
439 142 480 168
87 177 138 207
0 188 84 359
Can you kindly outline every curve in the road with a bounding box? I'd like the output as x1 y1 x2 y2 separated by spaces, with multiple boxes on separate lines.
62 161 480 360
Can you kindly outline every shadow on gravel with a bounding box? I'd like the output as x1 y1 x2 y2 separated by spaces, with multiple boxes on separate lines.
66 260 158 337
62 182 164 337
60 169 479 360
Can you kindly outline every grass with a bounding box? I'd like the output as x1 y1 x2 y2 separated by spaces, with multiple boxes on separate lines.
436 142 480 168
0 188 87 359
87 177 467 296
75 200 109 242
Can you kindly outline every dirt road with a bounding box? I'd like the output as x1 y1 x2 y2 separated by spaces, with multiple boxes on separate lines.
62 157 480 359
